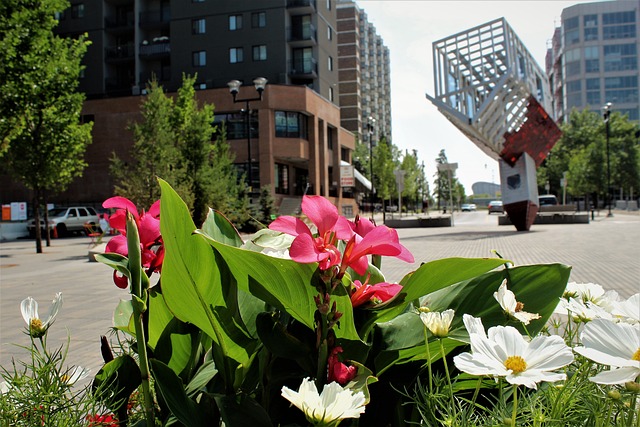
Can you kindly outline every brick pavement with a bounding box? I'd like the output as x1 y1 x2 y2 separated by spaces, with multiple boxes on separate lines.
1 212 638 379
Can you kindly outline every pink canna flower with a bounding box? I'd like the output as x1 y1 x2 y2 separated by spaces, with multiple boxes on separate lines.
327 346 357 385
103 197 163 288
339 226 414 276
350 278 403 308
350 215 376 237
269 196 353 270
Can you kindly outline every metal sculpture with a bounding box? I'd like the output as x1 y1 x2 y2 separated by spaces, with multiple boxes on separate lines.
426 18 561 231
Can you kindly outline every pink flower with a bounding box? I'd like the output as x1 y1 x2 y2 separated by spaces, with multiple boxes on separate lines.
103 197 163 288
327 346 357 385
269 196 353 270
340 226 414 276
350 215 376 237
350 279 403 308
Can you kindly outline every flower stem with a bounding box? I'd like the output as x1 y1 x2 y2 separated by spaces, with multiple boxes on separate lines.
471 377 482 406
439 339 453 397
511 385 518 426
127 212 155 426
424 326 433 395
315 305 329 390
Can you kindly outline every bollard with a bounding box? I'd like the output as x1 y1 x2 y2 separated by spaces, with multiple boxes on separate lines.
591 209 595 221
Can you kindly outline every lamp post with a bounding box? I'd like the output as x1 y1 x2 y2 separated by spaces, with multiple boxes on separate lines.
367 116 376 213
227 77 267 197
602 103 613 217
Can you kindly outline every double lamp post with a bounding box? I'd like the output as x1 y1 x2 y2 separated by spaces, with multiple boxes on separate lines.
227 77 268 197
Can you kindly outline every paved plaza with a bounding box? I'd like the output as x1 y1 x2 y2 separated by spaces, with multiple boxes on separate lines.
1 211 639 378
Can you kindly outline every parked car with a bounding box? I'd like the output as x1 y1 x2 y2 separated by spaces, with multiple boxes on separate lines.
539 195 559 206
27 206 100 237
487 200 504 214
461 203 477 212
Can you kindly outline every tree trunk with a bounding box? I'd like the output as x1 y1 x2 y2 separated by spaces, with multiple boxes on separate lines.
33 190 42 254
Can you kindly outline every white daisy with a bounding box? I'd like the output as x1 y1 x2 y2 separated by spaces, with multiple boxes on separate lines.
62 366 91 386
20 293 63 338
420 309 455 338
610 293 640 324
0 381 10 395
454 316 574 389
494 280 541 325
556 297 613 322
573 318 640 385
281 378 366 426
564 282 606 302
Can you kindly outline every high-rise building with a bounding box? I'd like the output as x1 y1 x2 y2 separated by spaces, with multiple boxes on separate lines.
336 0 391 144
546 0 639 123
2 1 386 216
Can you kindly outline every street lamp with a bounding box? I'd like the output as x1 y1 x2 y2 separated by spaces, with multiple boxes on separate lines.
602 102 613 217
227 77 268 196
367 116 376 213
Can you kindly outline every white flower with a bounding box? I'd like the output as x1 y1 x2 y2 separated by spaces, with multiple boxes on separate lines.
556 297 613 322
573 318 640 385
20 293 63 337
564 282 606 302
281 378 366 426
0 381 10 394
62 366 90 385
453 316 574 389
494 279 540 325
420 309 455 338
610 293 640 324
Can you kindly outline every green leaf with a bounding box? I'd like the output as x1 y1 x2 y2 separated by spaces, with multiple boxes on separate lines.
159 179 258 387
150 359 209 427
214 393 274 427
255 312 313 362
92 355 141 412
201 208 244 248
372 263 571 374
185 360 218 397
113 299 134 335
199 233 362 343
242 228 295 252
358 257 508 336
95 253 130 279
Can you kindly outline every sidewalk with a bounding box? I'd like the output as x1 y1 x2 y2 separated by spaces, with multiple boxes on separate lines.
2 213 639 378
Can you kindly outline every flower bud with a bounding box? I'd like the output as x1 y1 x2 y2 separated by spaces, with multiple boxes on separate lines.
624 381 640 393
607 389 621 400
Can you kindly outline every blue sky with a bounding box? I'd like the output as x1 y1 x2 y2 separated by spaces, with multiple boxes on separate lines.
356 0 591 193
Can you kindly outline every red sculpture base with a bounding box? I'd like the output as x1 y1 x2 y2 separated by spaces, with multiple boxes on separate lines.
504 200 539 231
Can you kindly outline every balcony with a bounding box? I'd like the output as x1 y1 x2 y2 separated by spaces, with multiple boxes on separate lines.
287 24 317 46
105 44 135 63
105 78 133 97
287 0 316 14
139 9 170 30
289 58 318 78
139 41 170 59
140 68 171 86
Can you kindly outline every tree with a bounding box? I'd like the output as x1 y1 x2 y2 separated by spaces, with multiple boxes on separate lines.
1 0 92 253
112 76 248 227
433 149 464 211
400 150 421 211
372 137 397 211
110 79 190 210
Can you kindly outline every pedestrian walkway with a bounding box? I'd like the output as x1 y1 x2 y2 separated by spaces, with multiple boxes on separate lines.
1 212 638 379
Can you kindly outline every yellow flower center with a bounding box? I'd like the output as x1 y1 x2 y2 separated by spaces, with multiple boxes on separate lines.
504 355 527 373
632 348 640 362
61 374 70 383
30 318 43 332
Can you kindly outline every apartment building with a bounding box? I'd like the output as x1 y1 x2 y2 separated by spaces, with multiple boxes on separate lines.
1 0 378 215
546 0 639 123
336 0 392 144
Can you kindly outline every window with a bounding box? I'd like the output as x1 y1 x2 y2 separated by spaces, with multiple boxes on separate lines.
584 14 598 41
564 16 579 46
275 111 307 138
327 27 332 40
604 44 637 72
275 163 289 194
252 45 267 61
329 87 334 102
213 112 258 140
326 0 331 10
328 56 333 71
564 48 581 75
585 46 599 73
251 12 266 28
327 127 334 150
566 80 582 110
229 47 244 63
605 76 638 104
603 11 636 40
192 18 206 34
192 0 204 2
71 3 84 19
54 10 66 20
192 51 206 67
229 15 242 31
586 78 600 106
